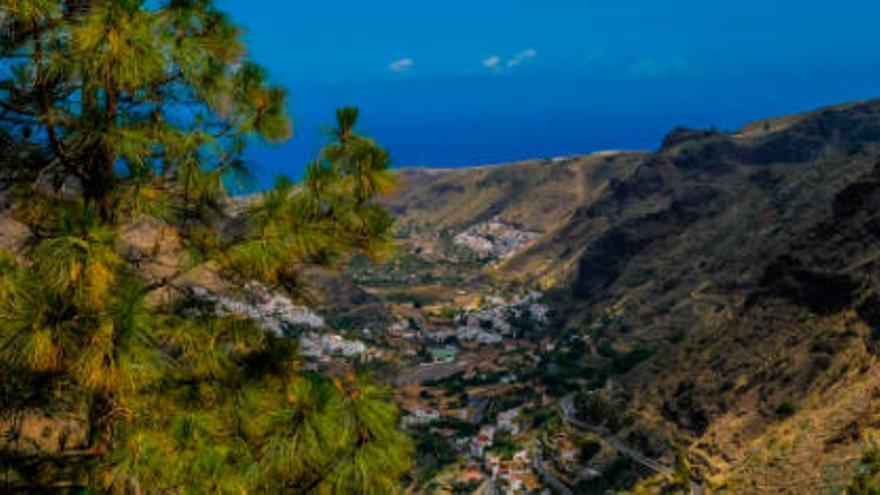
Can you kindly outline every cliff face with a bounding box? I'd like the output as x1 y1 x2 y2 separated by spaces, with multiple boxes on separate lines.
387 99 880 492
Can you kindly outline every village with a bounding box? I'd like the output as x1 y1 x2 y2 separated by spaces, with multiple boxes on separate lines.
274 282 589 493
184 217 629 494
381 292 613 494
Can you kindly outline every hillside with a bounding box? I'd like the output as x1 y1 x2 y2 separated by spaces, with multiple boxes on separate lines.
385 152 647 286
378 99 880 493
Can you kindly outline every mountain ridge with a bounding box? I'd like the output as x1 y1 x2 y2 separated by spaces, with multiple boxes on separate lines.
378 97 880 492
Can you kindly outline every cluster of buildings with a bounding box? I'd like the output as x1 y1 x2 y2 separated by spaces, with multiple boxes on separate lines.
470 424 496 457
190 281 377 364
496 407 521 435
298 332 367 361
466 421 541 494
548 431 581 468
400 399 546 493
427 346 458 363
485 451 542 493
453 292 550 343
389 292 551 353
455 325 504 345
401 407 441 428
452 218 542 261
191 282 326 336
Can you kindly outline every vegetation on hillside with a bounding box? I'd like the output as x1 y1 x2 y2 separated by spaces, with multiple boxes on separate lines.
848 438 880 495
0 1 410 492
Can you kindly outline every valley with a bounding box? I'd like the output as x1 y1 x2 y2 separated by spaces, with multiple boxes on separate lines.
3 81 880 493
294 99 880 493
2 3 877 494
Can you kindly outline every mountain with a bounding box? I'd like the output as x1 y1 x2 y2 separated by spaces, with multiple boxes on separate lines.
382 99 880 492
385 152 647 286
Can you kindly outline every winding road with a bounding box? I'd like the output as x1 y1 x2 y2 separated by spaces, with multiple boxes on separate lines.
558 395 703 495
532 450 574 495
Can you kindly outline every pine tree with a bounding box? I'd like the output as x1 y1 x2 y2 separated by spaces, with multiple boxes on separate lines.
0 1 412 492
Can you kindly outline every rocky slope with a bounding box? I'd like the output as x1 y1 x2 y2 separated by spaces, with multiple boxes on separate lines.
385 99 880 492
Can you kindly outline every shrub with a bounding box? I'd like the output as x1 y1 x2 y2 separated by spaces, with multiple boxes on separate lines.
812 354 833 372
576 391 618 426
775 401 797 419
847 437 880 494
612 346 655 373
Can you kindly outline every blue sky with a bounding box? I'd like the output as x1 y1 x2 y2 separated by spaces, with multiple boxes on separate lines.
219 0 880 187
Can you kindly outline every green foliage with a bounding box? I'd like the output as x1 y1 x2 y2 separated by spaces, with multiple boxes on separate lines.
673 446 692 488
490 430 518 460
774 401 797 419
575 456 639 494
575 390 619 428
0 1 410 493
412 429 457 487
847 437 880 495
225 108 396 286
451 480 481 494
1 0 291 221
612 346 655 374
